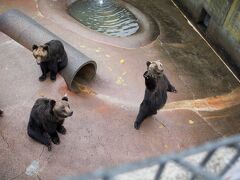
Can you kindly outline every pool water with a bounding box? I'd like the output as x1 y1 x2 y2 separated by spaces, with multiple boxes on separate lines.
68 0 139 37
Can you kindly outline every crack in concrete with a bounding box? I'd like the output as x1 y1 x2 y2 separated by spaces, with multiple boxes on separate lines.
39 146 45 158
195 111 224 137
37 174 42 180
9 171 24 180
0 131 9 148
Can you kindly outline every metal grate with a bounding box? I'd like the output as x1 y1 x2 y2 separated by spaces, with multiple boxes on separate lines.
62 135 240 180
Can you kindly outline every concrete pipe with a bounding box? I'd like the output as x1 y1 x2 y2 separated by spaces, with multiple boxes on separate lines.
0 9 97 91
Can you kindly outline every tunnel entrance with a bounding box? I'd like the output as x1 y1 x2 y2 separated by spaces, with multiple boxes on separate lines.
198 8 211 32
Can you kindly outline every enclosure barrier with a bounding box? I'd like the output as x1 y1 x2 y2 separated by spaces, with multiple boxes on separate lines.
62 134 240 180
0 9 97 91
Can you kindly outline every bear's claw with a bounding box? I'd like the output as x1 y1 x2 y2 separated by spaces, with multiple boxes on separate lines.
58 126 66 135
47 144 52 151
171 86 177 93
52 137 60 145
50 76 56 81
134 121 141 130
39 75 47 81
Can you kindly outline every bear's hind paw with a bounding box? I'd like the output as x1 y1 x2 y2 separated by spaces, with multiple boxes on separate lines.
134 121 141 130
39 75 47 81
57 126 66 135
52 137 60 145
170 86 177 93
50 75 56 81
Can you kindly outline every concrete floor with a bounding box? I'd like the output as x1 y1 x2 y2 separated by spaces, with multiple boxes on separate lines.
0 0 239 179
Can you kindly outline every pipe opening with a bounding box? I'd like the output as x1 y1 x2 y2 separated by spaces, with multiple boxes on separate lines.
71 63 96 91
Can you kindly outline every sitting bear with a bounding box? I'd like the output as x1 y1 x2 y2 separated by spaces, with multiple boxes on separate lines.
27 95 73 151
134 60 177 130
32 40 68 81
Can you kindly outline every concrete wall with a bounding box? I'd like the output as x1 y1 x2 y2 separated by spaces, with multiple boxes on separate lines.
174 0 240 70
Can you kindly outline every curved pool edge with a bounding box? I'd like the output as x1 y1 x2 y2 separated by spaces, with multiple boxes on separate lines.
38 0 160 49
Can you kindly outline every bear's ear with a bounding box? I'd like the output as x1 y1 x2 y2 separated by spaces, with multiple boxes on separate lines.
146 61 151 67
32 44 38 51
49 100 56 110
43 45 49 52
62 96 68 101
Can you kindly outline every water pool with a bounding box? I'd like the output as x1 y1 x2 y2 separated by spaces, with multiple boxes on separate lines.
68 0 140 37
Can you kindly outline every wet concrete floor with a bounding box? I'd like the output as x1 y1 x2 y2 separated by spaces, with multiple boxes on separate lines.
0 0 239 179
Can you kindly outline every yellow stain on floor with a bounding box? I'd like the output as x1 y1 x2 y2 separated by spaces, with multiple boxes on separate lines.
122 72 127 76
37 11 44 17
120 59 125 64
72 81 96 95
188 120 194 124
159 124 164 128
116 76 125 85
107 66 113 72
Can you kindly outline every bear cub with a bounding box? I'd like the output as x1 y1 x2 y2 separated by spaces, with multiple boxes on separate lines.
134 60 177 130
32 40 68 81
27 96 73 151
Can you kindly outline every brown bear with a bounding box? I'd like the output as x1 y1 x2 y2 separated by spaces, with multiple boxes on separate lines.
32 40 68 81
134 60 177 129
27 95 73 151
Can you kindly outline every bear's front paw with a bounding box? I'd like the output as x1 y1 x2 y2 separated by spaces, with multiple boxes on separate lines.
50 75 56 81
152 110 157 115
170 86 177 93
52 137 60 145
134 121 141 130
39 75 47 81
58 126 66 135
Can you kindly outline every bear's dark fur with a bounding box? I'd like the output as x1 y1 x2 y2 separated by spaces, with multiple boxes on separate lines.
32 40 68 81
0 109 3 116
27 96 73 151
134 60 177 130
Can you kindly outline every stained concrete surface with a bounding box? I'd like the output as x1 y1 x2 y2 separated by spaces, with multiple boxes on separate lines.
0 0 239 179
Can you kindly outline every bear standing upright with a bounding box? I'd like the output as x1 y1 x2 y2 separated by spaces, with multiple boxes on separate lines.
27 96 73 151
134 60 177 130
32 40 68 81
